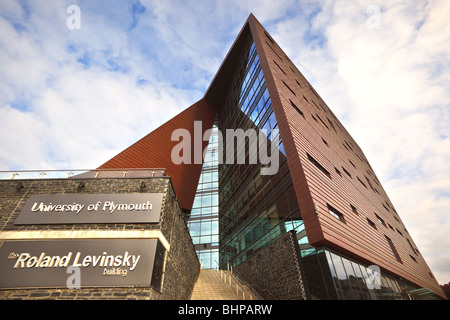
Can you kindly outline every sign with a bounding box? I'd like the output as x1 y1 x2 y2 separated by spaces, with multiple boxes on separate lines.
0 239 166 289
14 193 164 225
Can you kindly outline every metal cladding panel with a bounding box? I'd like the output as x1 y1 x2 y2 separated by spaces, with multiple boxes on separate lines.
99 98 216 211
246 15 445 298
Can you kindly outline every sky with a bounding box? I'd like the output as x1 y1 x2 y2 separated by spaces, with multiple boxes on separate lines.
0 0 449 286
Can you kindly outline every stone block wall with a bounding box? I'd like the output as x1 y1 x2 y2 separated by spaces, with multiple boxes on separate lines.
0 176 200 300
233 230 307 300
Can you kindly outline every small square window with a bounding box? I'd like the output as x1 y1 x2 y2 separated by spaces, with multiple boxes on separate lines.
385 235 402 263
290 99 304 118
282 80 296 96
342 167 352 178
328 204 345 222
375 213 386 227
264 31 274 44
350 205 358 215
367 218 377 229
335 167 342 177
307 153 331 179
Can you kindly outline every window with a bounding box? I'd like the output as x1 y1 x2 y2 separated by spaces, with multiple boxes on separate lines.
342 167 352 178
273 60 286 75
410 255 417 263
365 176 375 192
385 236 402 263
322 138 329 147
265 41 283 60
264 31 274 44
290 100 304 118
357 176 367 189
307 153 331 178
350 205 358 215
328 205 345 222
375 213 386 227
335 167 342 177
406 238 417 255
295 79 302 88
327 117 337 132
282 80 296 96
312 100 320 110
367 218 377 229
316 114 329 130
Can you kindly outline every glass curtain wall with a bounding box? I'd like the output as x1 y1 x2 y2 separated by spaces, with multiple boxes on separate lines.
323 248 436 300
217 35 304 268
187 124 219 269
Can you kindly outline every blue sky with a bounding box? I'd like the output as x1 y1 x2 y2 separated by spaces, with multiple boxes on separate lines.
1 0 449 286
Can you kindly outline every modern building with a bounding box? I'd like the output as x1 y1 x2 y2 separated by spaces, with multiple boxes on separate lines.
1 14 445 300
97 14 446 300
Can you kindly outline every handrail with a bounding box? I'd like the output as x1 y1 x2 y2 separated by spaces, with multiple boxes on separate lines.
214 260 256 300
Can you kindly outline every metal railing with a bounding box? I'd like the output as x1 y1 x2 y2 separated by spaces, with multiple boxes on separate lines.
0 168 168 180
214 261 254 300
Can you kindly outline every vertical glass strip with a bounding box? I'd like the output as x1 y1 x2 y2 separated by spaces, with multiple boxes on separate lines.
187 123 219 269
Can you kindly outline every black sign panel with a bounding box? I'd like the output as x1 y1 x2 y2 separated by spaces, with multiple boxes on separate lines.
0 239 165 289
14 193 164 225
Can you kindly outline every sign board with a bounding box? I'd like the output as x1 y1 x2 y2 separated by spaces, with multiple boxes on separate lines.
0 239 166 289
14 193 164 225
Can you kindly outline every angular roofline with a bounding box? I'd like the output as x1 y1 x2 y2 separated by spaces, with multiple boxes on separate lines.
203 14 257 109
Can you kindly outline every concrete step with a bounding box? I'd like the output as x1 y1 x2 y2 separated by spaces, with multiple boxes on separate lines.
190 269 257 300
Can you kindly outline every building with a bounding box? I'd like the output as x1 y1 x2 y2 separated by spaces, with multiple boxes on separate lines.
441 283 450 300
0 14 445 300
97 14 446 300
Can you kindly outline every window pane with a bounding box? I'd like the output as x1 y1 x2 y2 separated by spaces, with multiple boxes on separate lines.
329 252 355 299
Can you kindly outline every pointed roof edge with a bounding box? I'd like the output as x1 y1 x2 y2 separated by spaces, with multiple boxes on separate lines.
203 14 259 108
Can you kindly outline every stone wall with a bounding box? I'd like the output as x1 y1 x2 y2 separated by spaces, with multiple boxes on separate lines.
233 231 307 300
0 176 200 300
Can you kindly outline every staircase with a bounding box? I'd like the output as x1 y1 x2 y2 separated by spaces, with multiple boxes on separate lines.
191 269 257 300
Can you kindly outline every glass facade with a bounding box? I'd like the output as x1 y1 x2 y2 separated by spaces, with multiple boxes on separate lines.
299 246 436 300
323 248 431 300
217 35 303 268
187 124 219 269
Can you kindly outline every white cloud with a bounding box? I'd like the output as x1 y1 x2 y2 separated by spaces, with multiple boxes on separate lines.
0 0 198 170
